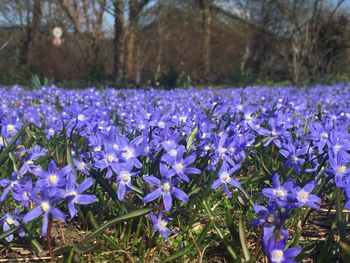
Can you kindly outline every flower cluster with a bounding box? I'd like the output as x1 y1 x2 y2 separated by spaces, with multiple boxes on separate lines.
0 84 350 261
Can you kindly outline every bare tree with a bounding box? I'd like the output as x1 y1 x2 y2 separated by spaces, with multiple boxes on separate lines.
123 0 150 82
198 0 212 82
58 0 107 80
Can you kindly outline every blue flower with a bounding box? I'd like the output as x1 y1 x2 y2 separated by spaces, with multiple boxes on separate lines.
211 161 241 198
279 141 306 175
23 190 66 236
262 173 295 208
162 146 201 182
0 172 23 202
35 161 71 192
267 240 301 263
62 174 97 219
150 211 172 242
1 210 25 242
294 181 321 210
143 164 188 211
114 163 137 201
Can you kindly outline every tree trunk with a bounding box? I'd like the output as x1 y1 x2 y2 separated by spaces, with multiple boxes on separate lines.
124 0 138 82
114 0 125 82
155 1 163 82
19 0 42 66
199 0 211 82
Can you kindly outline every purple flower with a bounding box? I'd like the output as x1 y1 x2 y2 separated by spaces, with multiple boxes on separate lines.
23 190 66 236
262 173 295 208
0 172 23 202
13 180 33 207
19 145 47 176
73 154 91 176
162 146 201 182
62 174 97 218
211 161 241 198
114 164 137 200
150 211 172 242
279 141 306 175
268 240 301 263
36 161 71 191
257 118 289 148
1 210 25 242
294 181 321 210
143 165 188 211
307 121 332 152
251 204 286 249
94 143 119 179
327 151 350 188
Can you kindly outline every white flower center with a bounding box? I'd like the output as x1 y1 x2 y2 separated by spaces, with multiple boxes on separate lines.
26 160 34 165
271 249 284 263
49 128 55 135
320 132 328 140
245 114 252 121
78 162 86 170
169 149 177 157
275 188 286 197
158 121 165 128
107 154 115 163
22 192 29 200
93 146 101 152
68 190 77 196
122 149 133 159
158 219 168 231
77 114 85 121
162 182 171 192
7 124 15 132
6 217 14 225
220 171 230 183
218 147 227 155
292 155 298 162
179 116 187 122
121 171 131 183
337 165 347 175
113 144 119 150
334 144 342 152
174 163 183 173
271 131 277 137
48 174 58 185
297 190 309 203
41 202 50 212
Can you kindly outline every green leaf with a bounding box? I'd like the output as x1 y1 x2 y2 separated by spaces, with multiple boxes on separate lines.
0 225 21 240
78 208 152 245
186 125 198 151
163 221 214 262
203 199 239 262
66 143 78 176
0 126 25 166
239 216 251 262
336 188 346 242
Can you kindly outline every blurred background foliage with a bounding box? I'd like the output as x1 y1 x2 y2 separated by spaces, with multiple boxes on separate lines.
0 0 349 88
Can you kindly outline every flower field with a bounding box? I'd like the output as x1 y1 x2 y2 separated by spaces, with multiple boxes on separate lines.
1 84 350 262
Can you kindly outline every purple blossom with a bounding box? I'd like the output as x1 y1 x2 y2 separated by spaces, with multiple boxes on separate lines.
143 165 188 211
150 211 172 242
211 161 241 198
23 190 66 236
62 174 97 218
267 240 301 263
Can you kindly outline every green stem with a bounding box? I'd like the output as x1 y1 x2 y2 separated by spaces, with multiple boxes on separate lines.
336 188 346 242
239 216 251 262
203 199 239 262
